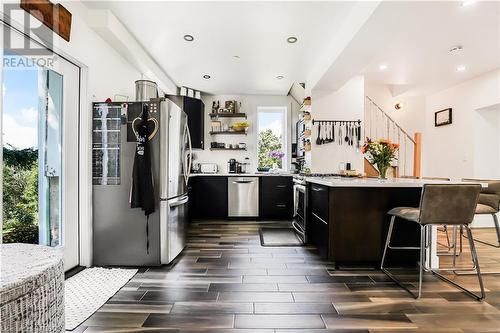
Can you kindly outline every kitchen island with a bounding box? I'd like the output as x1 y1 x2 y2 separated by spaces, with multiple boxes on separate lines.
303 177 457 268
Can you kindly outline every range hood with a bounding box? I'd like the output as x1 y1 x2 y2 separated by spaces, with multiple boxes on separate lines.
288 82 306 105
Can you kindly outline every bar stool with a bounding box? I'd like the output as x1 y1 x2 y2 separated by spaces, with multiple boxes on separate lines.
421 177 454 252
469 180 500 248
452 180 500 276
381 184 484 300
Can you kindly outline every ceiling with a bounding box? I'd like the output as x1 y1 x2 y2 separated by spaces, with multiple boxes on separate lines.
315 1 500 96
85 1 355 95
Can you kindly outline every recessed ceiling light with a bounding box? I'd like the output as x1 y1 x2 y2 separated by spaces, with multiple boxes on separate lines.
203 74 211 79
287 36 298 44
183 34 194 42
456 65 467 72
461 0 476 7
233 55 240 59
379 64 388 71
276 75 284 80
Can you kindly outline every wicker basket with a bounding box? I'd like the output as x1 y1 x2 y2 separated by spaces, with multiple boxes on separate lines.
1 244 65 333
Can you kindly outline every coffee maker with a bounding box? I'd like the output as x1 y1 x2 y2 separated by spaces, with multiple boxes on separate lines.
228 159 238 173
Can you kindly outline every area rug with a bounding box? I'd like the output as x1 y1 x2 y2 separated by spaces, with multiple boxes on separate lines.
65 267 137 331
259 227 302 246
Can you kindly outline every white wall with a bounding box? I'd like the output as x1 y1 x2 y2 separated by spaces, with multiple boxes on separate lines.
474 104 500 179
310 76 365 173
423 69 500 180
364 82 425 137
194 94 299 173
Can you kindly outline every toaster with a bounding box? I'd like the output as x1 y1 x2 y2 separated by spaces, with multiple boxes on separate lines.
200 163 218 174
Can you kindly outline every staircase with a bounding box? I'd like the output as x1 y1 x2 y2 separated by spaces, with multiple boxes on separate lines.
364 96 421 178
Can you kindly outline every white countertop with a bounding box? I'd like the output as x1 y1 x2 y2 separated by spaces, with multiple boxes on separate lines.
305 177 487 188
190 173 295 177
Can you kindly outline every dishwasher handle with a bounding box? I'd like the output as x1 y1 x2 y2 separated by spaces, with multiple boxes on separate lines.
232 180 255 184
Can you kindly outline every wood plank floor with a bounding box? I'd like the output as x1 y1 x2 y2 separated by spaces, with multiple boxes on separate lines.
76 221 500 332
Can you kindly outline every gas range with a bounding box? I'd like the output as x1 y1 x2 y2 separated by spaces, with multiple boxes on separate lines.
293 173 342 185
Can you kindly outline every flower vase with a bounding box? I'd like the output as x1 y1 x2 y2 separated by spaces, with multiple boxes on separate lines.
377 164 388 179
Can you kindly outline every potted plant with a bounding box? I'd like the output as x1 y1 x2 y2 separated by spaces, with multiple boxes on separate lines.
361 138 399 179
268 150 285 172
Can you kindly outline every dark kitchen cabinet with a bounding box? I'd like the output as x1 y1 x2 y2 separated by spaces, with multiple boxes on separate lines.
183 96 205 149
308 183 329 258
259 176 293 220
191 176 227 219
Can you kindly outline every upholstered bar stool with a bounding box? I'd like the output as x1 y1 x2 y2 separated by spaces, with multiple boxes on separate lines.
381 184 484 300
421 177 455 252
469 180 500 247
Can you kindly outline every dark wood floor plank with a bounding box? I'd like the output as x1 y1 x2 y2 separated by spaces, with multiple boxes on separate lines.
170 301 253 314
218 291 294 302
322 314 417 330
83 312 149 328
208 283 278 292
234 314 325 329
143 314 234 329
141 290 218 302
254 302 337 314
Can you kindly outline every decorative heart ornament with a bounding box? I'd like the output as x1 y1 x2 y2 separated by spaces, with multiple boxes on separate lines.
132 116 159 141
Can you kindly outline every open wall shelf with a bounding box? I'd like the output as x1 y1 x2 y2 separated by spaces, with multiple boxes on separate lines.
209 147 247 151
209 113 247 118
209 131 247 135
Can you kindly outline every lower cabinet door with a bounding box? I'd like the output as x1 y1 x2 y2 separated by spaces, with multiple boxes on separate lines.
192 177 228 219
311 212 329 258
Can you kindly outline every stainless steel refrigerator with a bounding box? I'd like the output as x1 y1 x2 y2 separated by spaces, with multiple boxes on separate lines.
92 98 192 266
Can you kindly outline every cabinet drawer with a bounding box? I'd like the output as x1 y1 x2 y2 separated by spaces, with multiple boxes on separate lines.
310 184 329 221
259 176 293 219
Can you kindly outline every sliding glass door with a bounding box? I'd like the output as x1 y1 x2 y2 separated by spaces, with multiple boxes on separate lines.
2 25 80 271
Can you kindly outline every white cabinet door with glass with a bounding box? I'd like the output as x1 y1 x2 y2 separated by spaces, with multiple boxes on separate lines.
2 26 80 271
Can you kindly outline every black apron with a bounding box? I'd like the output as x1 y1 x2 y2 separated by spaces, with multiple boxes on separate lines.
130 104 155 253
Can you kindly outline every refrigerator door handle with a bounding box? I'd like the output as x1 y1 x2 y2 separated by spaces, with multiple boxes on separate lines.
169 195 189 208
185 124 193 185
181 124 188 186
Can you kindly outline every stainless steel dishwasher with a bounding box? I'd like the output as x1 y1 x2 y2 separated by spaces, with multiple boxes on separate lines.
228 177 259 217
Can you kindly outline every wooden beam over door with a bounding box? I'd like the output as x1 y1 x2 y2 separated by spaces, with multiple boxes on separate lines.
20 0 72 42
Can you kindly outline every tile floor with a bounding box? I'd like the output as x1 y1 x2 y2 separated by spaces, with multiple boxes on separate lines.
76 221 500 332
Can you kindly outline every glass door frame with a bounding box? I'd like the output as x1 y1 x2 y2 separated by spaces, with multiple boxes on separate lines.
1 19 92 269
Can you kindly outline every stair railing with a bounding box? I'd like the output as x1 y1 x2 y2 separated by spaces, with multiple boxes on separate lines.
364 96 421 178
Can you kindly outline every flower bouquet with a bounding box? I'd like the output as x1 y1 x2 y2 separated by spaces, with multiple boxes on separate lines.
361 138 399 179
268 150 285 171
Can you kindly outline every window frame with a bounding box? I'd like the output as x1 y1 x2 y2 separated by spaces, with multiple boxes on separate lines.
256 106 288 172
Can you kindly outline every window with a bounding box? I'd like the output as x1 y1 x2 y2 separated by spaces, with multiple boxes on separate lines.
257 107 287 170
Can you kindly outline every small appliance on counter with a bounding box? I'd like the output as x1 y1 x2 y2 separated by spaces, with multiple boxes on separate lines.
339 162 358 177
228 158 238 173
228 158 250 174
200 163 218 174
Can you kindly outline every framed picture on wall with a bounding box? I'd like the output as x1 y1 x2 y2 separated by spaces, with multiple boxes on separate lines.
435 108 452 127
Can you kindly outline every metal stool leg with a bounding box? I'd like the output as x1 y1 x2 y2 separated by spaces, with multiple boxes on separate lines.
437 225 452 250
381 217 424 299
471 214 500 248
456 215 500 275
417 225 426 298
438 225 463 257
380 216 395 271
432 224 485 301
